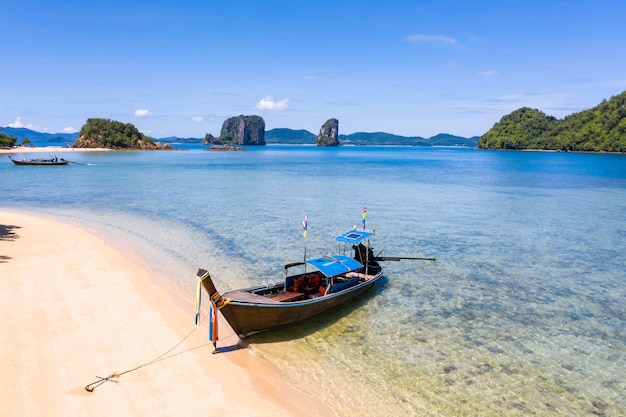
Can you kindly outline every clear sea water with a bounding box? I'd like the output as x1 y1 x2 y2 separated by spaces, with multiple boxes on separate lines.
2 144 625 416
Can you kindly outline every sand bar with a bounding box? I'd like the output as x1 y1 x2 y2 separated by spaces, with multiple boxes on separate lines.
1 146 110 153
0 210 330 417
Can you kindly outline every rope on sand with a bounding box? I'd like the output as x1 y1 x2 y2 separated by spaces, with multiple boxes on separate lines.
85 315 208 392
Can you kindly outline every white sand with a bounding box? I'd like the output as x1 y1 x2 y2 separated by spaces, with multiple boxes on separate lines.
0 146 110 153
0 210 331 417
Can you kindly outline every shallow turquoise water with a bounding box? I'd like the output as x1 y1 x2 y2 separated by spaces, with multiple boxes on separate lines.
2 146 625 416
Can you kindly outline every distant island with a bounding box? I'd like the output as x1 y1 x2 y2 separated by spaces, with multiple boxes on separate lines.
1 119 174 150
197 115 470 147
316 118 340 146
0 128 77 148
5 90 625 153
479 91 626 152
1 123 479 149
73 118 174 150
265 130 479 147
203 115 266 146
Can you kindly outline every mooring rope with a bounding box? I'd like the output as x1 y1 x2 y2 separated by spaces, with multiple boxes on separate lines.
85 314 208 392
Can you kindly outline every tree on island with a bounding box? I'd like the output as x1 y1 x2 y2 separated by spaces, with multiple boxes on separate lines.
0 133 17 148
478 108 556 150
73 118 173 149
478 91 626 152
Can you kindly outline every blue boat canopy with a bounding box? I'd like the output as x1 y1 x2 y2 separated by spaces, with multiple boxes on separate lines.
335 230 374 245
306 255 364 277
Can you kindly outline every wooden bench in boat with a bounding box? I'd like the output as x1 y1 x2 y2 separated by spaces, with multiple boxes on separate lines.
229 291 281 303
270 291 305 302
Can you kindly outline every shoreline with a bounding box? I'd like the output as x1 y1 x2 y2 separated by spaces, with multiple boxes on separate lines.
0 146 111 153
0 209 332 417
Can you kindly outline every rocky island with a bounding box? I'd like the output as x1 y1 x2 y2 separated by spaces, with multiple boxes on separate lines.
73 118 174 150
204 115 265 147
316 118 340 146
203 115 343 148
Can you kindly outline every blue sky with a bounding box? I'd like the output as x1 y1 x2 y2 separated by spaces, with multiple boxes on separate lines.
2 0 625 138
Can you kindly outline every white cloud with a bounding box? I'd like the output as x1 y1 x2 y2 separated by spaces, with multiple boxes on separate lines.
406 34 458 46
134 109 152 117
192 116 203 123
256 96 289 111
63 126 77 133
8 117 33 129
478 70 499 77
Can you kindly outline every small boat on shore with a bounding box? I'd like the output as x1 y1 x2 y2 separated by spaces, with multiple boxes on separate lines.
9 155 68 165
195 222 435 345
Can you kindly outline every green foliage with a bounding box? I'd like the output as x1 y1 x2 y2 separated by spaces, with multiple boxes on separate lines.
76 118 153 149
479 108 556 150
316 135 338 146
427 133 480 147
265 129 479 146
478 91 626 152
340 132 429 146
0 133 17 148
0 127 77 144
265 128 316 144
268 129 409 145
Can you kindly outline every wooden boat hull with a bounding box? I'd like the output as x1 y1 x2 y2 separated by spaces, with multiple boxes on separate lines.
9 156 68 165
195 227 433 341
11 161 68 165
200 268 383 337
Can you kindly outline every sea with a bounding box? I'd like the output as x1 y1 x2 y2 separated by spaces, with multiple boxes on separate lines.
2 143 625 416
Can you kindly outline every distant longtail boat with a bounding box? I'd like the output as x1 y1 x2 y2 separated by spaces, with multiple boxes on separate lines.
9 155 68 166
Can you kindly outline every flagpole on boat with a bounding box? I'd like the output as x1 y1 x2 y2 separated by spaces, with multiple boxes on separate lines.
365 238 370 276
362 207 368 275
302 213 308 276
362 206 367 230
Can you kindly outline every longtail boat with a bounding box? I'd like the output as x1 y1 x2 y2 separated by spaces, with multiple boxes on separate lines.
9 155 68 165
195 226 435 344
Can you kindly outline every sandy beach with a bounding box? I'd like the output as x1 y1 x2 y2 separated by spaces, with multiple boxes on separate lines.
0 146 110 153
0 210 331 417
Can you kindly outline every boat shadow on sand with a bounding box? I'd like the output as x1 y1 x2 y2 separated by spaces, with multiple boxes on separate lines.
242 276 389 345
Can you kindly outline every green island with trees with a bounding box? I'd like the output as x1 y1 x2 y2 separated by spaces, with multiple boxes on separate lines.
478 91 626 152
73 118 173 150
